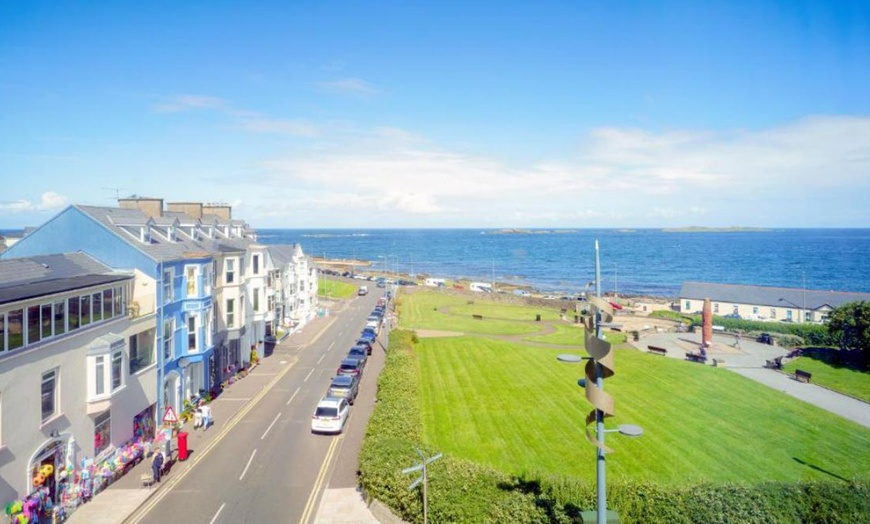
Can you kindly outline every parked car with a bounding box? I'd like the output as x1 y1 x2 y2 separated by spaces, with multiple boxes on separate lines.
757 333 773 345
311 396 350 434
347 346 368 367
337 357 364 377
355 339 373 355
361 328 377 343
327 374 360 404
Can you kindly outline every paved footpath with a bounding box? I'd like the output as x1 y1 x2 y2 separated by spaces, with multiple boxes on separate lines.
637 331 870 429
67 307 382 524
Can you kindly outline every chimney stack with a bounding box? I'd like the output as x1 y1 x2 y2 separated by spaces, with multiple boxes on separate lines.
118 196 163 218
167 202 204 219
203 203 232 220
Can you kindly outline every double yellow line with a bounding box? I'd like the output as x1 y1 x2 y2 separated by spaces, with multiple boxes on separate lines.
126 316 338 523
298 435 342 524
125 355 298 523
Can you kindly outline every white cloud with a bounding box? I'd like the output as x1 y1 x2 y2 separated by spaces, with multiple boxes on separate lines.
252 115 870 227
0 192 68 214
317 78 381 98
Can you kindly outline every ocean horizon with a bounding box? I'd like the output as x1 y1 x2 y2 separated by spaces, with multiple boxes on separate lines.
256 228 870 298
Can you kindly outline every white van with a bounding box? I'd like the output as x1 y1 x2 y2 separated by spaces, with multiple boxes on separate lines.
470 282 493 293
358 285 368 296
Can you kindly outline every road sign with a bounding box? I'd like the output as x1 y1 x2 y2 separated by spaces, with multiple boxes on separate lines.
408 476 423 491
402 464 424 475
162 406 179 424
402 449 443 524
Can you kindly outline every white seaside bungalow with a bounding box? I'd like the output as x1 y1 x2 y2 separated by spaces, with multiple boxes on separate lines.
679 281 870 324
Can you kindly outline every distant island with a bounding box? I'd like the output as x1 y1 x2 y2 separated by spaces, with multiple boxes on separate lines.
486 229 577 235
662 226 768 233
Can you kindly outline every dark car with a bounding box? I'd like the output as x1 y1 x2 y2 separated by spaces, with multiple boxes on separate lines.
361 328 376 341
337 358 364 377
327 374 360 404
347 346 368 366
355 339 373 355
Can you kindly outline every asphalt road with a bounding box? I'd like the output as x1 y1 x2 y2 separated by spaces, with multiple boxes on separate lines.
130 290 385 524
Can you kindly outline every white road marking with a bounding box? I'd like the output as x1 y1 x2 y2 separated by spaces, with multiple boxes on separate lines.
286 387 301 405
316 353 325 365
239 449 257 481
304 368 315 382
261 413 282 440
209 503 226 524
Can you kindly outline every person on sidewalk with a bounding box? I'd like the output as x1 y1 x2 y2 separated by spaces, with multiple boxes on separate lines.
733 332 741 348
198 400 213 430
151 450 164 483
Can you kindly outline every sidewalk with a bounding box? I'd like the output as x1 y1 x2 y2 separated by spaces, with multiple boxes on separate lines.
67 309 381 524
634 332 870 428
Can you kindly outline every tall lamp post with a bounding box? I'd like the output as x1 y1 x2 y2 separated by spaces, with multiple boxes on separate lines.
556 240 642 524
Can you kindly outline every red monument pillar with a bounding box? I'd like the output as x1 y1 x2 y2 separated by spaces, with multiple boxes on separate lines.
702 298 712 348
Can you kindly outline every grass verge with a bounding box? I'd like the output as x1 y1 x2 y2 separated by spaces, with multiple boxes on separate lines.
783 356 870 403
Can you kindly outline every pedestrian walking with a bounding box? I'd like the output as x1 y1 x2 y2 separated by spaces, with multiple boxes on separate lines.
198 400 213 430
734 332 741 348
151 450 164 483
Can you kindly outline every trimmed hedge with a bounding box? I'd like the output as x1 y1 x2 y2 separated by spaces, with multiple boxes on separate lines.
359 329 870 523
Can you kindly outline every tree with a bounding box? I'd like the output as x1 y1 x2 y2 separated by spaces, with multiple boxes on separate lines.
825 301 870 352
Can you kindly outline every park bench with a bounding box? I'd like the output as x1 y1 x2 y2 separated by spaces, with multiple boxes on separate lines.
647 345 668 356
685 352 707 364
795 369 812 383
472 314 483 320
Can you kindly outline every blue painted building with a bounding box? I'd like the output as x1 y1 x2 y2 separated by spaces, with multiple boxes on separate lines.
0 198 243 419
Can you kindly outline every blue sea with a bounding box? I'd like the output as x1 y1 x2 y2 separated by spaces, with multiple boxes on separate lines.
256 229 870 298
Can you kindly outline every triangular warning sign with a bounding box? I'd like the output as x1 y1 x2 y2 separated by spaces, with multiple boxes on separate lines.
162 406 179 424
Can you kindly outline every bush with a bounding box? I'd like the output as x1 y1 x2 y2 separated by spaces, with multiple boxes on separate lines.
359 330 870 523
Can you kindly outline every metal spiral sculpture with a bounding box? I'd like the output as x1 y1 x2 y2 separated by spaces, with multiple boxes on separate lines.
583 295 616 452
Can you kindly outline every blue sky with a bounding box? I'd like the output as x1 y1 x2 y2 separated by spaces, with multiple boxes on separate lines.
1 1 869 228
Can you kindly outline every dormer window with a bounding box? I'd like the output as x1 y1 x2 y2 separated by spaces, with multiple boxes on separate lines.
168 225 176 242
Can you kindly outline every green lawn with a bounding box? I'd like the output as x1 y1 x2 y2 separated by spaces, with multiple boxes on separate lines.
416 336 870 485
522 322 628 346
319 279 358 299
398 291 545 335
784 356 870 403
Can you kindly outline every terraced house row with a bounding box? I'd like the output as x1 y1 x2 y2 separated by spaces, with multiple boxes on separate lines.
0 197 317 504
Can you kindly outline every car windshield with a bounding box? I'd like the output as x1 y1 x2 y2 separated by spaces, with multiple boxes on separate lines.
315 406 338 417
331 376 352 387
340 361 358 370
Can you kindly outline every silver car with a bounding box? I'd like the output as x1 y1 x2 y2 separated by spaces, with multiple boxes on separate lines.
327 374 360 404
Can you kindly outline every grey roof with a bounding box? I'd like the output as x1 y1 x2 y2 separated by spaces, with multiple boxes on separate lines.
268 244 301 266
0 253 132 304
76 205 253 262
679 281 870 311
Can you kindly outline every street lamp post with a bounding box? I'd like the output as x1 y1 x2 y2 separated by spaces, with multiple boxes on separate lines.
555 240 641 524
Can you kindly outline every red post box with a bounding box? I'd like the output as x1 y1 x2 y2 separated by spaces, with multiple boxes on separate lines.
177 431 189 461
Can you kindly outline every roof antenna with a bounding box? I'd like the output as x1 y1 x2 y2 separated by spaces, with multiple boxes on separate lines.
102 187 128 201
